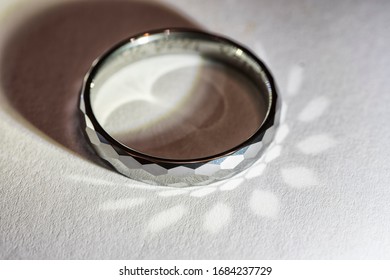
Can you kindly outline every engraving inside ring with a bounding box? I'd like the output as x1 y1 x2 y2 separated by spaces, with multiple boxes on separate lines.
90 34 270 160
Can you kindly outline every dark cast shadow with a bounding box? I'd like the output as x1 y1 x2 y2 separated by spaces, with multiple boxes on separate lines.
0 0 199 164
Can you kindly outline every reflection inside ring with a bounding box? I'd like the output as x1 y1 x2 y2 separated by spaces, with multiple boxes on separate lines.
90 33 270 160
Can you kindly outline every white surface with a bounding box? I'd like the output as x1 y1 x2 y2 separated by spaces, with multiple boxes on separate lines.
1 0 390 259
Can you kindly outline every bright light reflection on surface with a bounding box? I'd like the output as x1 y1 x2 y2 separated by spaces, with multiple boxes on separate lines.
235 48 243 56
137 34 150 45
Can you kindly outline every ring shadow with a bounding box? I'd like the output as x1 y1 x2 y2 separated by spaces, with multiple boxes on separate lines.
0 0 200 166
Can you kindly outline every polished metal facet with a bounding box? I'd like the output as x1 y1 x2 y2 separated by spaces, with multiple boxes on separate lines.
80 28 280 186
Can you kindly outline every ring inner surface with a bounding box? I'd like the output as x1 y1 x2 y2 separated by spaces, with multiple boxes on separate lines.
89 32 271 160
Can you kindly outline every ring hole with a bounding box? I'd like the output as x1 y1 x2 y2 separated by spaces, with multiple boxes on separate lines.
91 44 269 160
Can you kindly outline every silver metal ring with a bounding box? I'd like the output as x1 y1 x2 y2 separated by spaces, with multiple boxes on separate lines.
80 28 280 187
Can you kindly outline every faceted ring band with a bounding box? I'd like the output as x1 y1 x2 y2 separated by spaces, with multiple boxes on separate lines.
79 28 281 187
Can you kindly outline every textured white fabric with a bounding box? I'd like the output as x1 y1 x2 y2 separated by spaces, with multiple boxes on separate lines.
0 0 390 259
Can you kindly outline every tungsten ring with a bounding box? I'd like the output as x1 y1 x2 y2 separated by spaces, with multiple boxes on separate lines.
79 28 281 187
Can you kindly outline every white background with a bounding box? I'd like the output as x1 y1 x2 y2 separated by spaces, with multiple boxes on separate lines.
0 0 389 259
